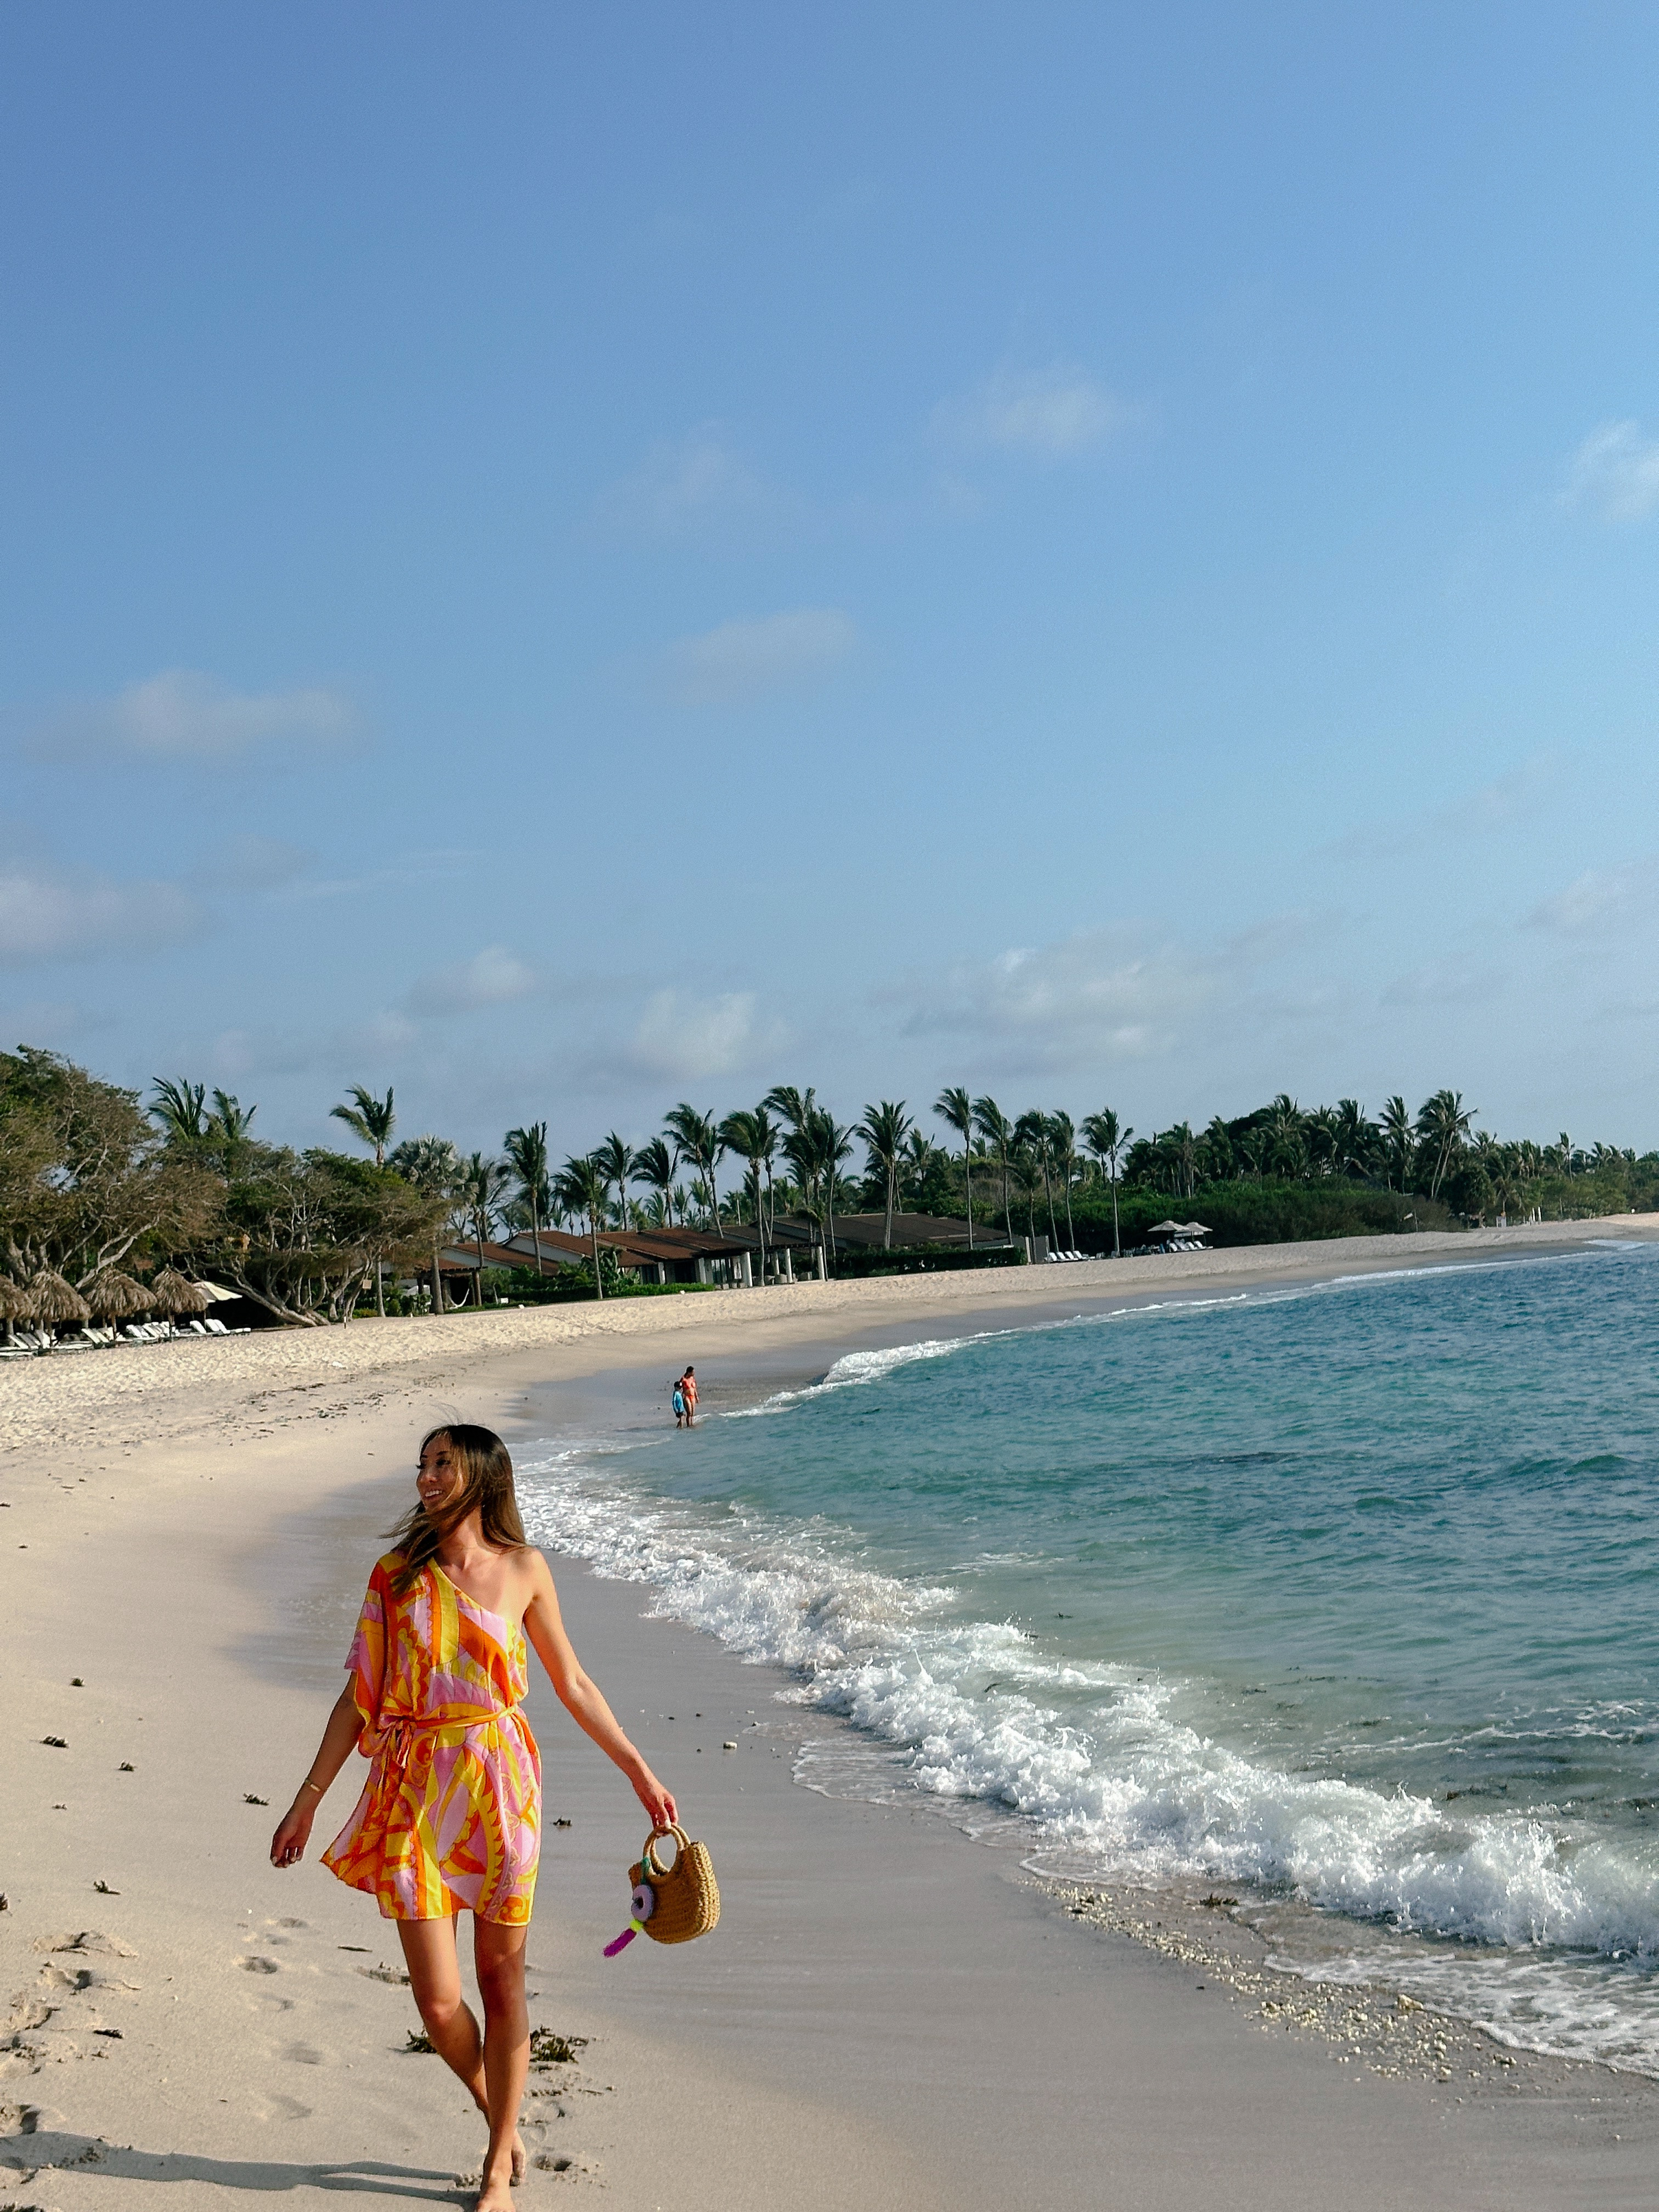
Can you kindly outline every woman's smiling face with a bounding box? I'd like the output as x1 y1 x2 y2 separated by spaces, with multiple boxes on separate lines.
416 1431 461 1511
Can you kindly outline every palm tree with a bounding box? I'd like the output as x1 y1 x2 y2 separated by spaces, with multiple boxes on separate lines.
388 1135 460 1312
1416 1089 1475 1200
1199 1115 1234 1183
856 1100 913 1249
664 1105 725 1232
633 1137 677 1224
933 1086 977 1247
204 1088 257 1176
1379 1097 1414 1192
594 1132 637 1233
718 1108 775 1280
554 1153 611 1300
763 1085 816 1139
503 1121 551 1274
456 1151 510 1311
1263 1094 1306 1180
150 1076 209 1144
901 1128 936 1209
1013 1111 1057 1243
1048 1110 1079 1248
331 1084 396 1166
1329 1099 1378 1182
972 1096 1014 1239
811 1109 855 1275
1082 1109 1133 1257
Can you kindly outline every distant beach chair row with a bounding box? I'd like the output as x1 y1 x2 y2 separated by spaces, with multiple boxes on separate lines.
0 1314 247 1357
1045 1249 1091 1262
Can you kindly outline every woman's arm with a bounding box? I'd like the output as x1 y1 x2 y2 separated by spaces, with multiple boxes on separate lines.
521 1553 677 1827
269 1684 362 1867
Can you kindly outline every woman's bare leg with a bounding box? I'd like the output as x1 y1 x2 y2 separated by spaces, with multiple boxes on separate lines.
473 1916 531 2208
397 1918 526 2187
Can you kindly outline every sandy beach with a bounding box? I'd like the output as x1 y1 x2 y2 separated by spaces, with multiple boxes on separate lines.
7 1217 1659 2209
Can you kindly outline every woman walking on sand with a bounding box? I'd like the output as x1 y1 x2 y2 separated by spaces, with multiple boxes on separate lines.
270 1424 675 2210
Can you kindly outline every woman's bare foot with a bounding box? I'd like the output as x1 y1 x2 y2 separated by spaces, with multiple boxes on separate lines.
477 2151 516 2210
510 2128 526 2182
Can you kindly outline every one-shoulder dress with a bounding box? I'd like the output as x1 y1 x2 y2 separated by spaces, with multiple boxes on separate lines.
322 1551 541 1924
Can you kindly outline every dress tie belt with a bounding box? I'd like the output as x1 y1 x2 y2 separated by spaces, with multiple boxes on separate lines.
375 1705 527 1779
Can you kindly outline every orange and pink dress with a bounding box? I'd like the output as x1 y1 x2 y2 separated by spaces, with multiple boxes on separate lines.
323 1551 541 1924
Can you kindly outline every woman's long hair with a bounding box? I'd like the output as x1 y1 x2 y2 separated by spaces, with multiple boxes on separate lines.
386 1424 527 1592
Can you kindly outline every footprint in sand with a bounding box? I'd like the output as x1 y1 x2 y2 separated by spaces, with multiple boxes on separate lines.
253 2091 313 2121
236 1957 281 1974
281 2041 326 2066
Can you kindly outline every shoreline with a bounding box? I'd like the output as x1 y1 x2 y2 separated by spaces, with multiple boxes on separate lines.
4 1212 1655 1469
6 1226 1659 2204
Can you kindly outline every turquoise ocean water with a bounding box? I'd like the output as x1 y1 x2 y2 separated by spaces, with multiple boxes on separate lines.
517 1240 1659 2070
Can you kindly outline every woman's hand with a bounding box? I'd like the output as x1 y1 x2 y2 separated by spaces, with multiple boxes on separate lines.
631 1767 678 1829
270 1799 315 1869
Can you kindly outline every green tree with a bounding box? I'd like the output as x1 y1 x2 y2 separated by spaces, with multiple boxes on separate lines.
972 1096 1014 1240
150 1076 210 1146
206 1090 258 1176
503 1121 551 1273
330 1084 396 1167
1379 1096 1414 1191
1082 1108 1133 1257
193 1145 443 1325
5 1051 218 1289
456 1152 511 1311
933 1086 977 1246
856 1099 913 1248
632 1137 678 1225
814 1109 855 1268
388 1135 461 1312
664 1104 725 1232
1048 1110 1079 1247
1416 1089 1475 1200
718 1107 776 1279
554 1154 611 1300
1332 1099 1379 1181
1013 1111 1057 1242
594 1131 636 1232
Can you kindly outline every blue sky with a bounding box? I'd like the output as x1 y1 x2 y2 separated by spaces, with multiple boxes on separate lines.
5 3 1659 1157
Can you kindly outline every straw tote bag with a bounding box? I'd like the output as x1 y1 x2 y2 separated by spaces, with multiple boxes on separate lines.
629 1822 720 1944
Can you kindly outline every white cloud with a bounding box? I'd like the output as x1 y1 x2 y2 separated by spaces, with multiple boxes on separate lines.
595 427 778 536
0 859 203 966
894 927 1223 1068
1560 421 1659 523
665 608 856 706
933 363 1134 458
887 917 1311 1073
623 990 770 1082
405 945 539 1017
190 834 311 893
1526 859 1659 936
41 670 358 761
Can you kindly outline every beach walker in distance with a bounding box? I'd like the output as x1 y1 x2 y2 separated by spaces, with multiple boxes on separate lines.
605 1822 721 1955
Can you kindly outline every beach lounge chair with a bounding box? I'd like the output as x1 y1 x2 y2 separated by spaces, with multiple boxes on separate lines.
204 1316 229 1335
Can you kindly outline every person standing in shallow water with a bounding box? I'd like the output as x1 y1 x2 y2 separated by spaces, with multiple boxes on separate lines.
269 1424 676 2212
680 1366 698 1426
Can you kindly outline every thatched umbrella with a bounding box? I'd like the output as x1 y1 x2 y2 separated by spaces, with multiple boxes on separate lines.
0 1276 34 1347
84 1269 153 1328
26 1269 92 1341
149 1267 211 1318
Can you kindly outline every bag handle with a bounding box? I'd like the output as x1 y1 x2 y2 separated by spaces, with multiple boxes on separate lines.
642 1822 690 1878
